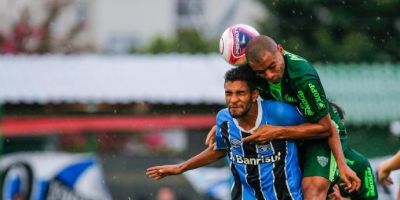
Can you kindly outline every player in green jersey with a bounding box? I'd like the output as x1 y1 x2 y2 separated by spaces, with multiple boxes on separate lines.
327 103 378 200
242 35 360 200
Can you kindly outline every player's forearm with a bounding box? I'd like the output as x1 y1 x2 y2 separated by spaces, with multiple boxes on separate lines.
382 151 400 172
312 114 346 166
273 123 330 140
327 126 346 167
178 146 225 173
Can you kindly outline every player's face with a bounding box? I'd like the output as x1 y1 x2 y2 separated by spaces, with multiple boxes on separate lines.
224 80 258 118
248 44 285 83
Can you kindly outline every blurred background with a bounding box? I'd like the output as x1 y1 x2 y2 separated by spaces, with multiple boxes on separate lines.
0 0 399 199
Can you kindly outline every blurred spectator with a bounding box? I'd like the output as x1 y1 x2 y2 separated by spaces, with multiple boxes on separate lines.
12 8 33 53
156 187 177 200
0 30 17 54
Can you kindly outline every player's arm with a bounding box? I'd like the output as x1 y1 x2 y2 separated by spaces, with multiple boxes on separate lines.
242 101 330 143
253 121 330 141
296 80 360 192
243 81 360 191
205 125 217 147
243 109 346 173
148 114 228 181
146 145 226 180
378 150 400 185
328 185 350 200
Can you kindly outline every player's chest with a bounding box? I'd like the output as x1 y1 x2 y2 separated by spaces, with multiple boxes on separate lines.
225 127 285 156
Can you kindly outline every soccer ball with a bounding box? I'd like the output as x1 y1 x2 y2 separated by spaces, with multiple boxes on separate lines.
219 24 260 67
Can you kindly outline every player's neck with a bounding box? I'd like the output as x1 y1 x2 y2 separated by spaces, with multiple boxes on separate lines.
237 102 258 131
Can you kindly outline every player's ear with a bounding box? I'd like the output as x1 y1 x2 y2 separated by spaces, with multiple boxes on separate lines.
277 44 284 54
252 89 259 102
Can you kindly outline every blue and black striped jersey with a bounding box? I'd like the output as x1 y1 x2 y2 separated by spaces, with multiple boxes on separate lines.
215 99 306 200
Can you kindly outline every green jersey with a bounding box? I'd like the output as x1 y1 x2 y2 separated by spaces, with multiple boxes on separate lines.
257 51 347 137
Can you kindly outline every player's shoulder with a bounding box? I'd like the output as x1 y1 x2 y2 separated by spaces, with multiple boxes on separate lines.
261 100 306 125
284 51 319 80
261 100 297 114
216 108 231 124
284 51 312 68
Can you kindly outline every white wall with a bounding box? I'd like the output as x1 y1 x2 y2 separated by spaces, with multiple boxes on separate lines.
90 0 176 51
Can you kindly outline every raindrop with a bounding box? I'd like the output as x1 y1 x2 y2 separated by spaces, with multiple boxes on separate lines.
376 16 381 21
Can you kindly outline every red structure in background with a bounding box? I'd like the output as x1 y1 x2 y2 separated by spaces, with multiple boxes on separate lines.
1 115 215 136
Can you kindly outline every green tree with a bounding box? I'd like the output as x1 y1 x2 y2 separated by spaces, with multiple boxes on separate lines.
256 0 400 62
134 28 218 54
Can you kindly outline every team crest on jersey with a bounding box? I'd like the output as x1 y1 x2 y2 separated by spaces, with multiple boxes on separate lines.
256 144 272 152
230 139 241 148
317 156 329 167
284 94 298 103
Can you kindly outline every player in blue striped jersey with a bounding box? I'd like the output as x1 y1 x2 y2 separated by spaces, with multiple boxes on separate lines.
147 66 306 200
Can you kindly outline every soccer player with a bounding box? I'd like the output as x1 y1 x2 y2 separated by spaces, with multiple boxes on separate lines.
327 103 378 200
241 35 360 200
147 66 306 200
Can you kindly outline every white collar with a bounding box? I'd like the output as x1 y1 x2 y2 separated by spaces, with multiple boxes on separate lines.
232 99 262 132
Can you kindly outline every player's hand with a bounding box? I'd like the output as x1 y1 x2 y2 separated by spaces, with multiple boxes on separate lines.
338 165 361 192
377 161 394 186
242 125 280 144
328 184 346 200
205 125 216 148
146 164 182 180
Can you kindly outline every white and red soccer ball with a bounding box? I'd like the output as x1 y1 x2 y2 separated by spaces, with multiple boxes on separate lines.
219 24 260 67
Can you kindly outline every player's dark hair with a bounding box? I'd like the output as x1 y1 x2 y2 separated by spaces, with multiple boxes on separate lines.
224 66 257 91
246 35 278 64
331 102 345 120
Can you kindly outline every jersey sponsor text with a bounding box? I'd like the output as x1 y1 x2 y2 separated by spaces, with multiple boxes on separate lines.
229 152 281 165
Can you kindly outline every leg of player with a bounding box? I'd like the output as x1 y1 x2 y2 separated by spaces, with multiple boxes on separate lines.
302 177 331 200
299 140 338 200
